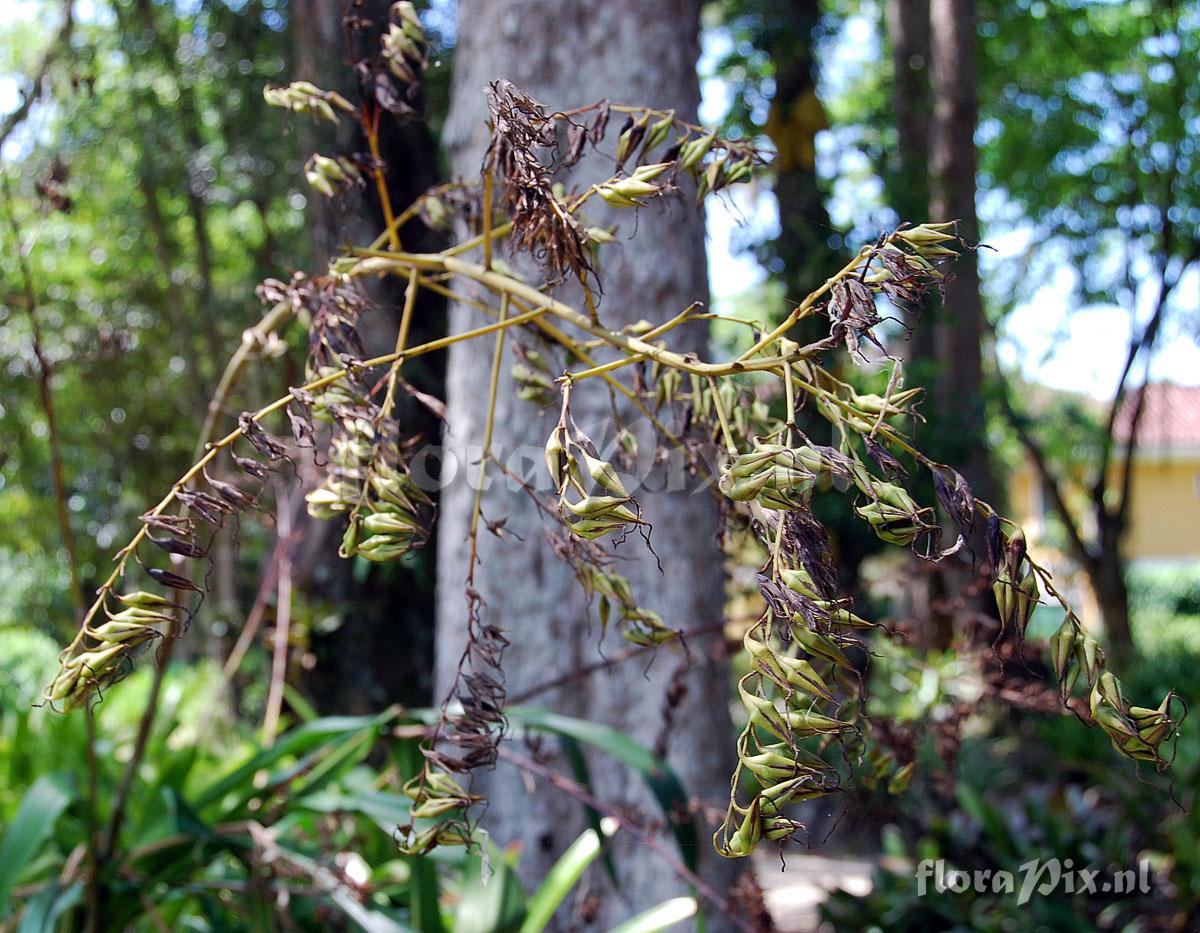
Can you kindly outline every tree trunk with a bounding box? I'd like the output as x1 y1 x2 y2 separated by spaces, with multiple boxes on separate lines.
928 0 991 502
886 0 936 369
887 0 931 225
1093 516 1134 649
438 0 741 926
760 0 839 298
291 0 445 712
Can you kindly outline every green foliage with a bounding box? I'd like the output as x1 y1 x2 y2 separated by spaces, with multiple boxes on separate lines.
1129 563 1200 631
821 597 1200 930
0 0 306 629
0 624 704 930
978 0 1199 309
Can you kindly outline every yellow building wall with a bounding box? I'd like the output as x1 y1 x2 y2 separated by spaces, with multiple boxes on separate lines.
1007 457 1200 561
1006 456 1199 629
1119 458 1200 561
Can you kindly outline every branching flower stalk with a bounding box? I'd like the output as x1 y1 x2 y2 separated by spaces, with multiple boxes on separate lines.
46 13 1183 864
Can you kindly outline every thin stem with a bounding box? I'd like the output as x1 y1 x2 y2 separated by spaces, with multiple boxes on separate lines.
565 301 701 382
366 108 401 252
735 248 869 362
194 301 293 463
415 274 713 482
481 168 494 271
62 306 551 662
708 376 738 455
467 294 510 581
261 494 294 746
379 267 421 423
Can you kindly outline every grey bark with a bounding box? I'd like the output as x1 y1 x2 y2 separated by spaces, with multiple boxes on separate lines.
887 0 931 224
886 0 935 365
437 0 741 927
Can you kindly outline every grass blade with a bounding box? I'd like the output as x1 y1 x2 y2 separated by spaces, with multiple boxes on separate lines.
518 823 613 933
609 896 698 933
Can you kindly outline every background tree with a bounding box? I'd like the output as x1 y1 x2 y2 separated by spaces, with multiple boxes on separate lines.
979 0 1200 647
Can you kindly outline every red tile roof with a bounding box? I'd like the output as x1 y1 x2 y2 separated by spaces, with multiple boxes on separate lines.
1113 384 1200 448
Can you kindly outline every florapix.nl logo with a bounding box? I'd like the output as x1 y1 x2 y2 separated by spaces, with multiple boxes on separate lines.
916 858 1153 906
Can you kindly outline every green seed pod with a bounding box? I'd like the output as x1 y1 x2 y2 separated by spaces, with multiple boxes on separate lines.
72 643 125 678
106 607 172 624
631 161 671 183
726 798 763 857
1014 566 1040 636
679 132 716 172
89 620 157 644
1077 636 1103 682
740 749 802 785
544 426 568 489
1048 619 1075 677
354 540 414 562
642 111 675 153
780 567 821 600
45 664 82 703
614 113 649 167
724 157 754 185
116 590 173 609
305 486 346 519
790 623 854 671
580 452 630 497
855 501 919 546
719 471 772 502
340 520 361 558
361 512 419 535
597 184 640 208
562 494 637 521
585 226 617 245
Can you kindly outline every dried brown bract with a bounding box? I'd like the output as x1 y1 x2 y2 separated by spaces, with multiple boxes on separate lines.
484 80 593 282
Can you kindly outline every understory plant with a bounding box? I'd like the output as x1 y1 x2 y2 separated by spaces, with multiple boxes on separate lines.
2 635 702 930
41 0 1182 881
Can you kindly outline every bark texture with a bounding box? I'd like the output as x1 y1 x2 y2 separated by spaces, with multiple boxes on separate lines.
929 0 992 501
437 0 741 926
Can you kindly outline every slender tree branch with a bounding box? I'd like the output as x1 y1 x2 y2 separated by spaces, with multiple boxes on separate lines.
993 372 1096 573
